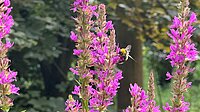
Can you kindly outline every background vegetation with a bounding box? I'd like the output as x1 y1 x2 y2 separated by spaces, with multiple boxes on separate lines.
7 0 200 112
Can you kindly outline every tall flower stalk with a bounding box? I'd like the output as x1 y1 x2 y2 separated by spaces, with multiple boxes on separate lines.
124 72 160 112
124 83 149 112
65 0 122 112
0 0 20 112
163 0 198 111
147 71 159 112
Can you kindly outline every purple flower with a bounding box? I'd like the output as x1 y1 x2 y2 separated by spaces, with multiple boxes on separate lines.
71 0 87 12
189 12 197 24
129 83 140 97
4 0 10 7
65 95 82 112
97 31 104 37
70 31 78 42
104 21 114 30
170 16 181 29
90 6 98 17
90 5 97 11
166 72 172 80
69 68 79 75
153 106 161 112
73 49 83 55
0 70 17 84
72 85 80 95
163 103 171 111
186 82 192 88
163 98 190 112
187 26 196 34
115 71 123 80
5 39 14 48
9 84 20 95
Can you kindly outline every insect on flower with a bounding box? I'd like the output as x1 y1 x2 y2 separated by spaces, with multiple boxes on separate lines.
119 45 135 64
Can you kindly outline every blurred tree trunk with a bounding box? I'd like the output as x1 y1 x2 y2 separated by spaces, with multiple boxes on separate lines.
116 22 143 111
40 36 73 97
40 61 60 96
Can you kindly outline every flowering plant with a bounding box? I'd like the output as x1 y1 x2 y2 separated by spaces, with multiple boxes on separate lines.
124 72 160 112
65 0 122 111
163 0 198 111
0 0 19 111
66 0 199 112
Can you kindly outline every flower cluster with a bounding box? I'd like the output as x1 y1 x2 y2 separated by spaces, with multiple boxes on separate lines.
166 13 198 67
88 4 123 111
66 0 199 112
124 83 149 112
124 72 160 112
164 0 198 111
0 0 19 111
65 95 81 112
0 0 13 38
66 0 122 112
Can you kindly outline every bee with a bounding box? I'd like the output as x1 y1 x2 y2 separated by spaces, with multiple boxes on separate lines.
119 45 135 64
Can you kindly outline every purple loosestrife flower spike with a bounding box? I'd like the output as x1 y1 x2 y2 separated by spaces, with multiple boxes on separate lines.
147 71 160 112
65 95 81 112
66 0 95 111
124 82 160 112
124 83 149 112
0 0 19 111
87 4 122 111
66 1 122 112
163 0 198 111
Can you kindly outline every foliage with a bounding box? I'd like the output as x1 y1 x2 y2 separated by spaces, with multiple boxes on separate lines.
4 0 200 111
9 0 75 111
110 0 200 86
108 0 180 52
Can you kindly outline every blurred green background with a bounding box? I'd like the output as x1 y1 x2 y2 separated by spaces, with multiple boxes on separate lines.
7 0 200 112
